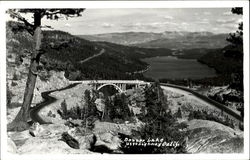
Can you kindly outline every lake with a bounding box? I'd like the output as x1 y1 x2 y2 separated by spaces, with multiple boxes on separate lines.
142 56 217 80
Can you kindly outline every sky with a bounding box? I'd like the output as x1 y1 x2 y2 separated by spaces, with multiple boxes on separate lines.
12 8 243 35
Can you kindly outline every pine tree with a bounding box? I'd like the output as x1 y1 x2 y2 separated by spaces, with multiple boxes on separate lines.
226 7 243 59
83 90 91 120
61 99 68 119
7 9 84 131
130 83 187 153
176 107 182 118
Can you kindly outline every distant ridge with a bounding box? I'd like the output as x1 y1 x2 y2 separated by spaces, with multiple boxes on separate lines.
78 31 229 49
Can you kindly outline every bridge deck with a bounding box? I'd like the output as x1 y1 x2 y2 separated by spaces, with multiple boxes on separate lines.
69 80 149 84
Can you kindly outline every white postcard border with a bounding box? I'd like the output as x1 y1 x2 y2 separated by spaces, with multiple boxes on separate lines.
0 1 249 160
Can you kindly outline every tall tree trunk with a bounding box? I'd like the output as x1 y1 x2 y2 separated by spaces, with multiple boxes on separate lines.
8 12 42 131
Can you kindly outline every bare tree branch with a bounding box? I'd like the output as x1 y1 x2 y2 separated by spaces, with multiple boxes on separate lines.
7 9 35 34
41 25 54 29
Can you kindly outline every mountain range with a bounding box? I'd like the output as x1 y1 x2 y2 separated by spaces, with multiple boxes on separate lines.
78 31 229 49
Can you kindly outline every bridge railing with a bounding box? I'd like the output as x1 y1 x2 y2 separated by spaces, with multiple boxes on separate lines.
69 80 149 84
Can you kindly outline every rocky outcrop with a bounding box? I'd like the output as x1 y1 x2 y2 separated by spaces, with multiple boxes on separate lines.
60 132 80 149
93 132 121 153
29 122 48 137
8 123 95 154
7 138 17 154
67 127 95 150
163 88 218 119
186 119 243 153
127 88 146 115
7 68 70 124
17 136 93 154
207 86 243 112
93 120 141 136
94 98 105 112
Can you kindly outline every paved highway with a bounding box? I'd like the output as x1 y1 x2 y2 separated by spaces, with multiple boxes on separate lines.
160 83 243 122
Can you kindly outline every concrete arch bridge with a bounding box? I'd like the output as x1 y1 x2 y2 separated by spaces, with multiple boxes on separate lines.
69 80 150 92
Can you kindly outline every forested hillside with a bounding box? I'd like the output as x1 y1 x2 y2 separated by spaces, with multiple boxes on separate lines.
7 21 173 81
197 45 243 90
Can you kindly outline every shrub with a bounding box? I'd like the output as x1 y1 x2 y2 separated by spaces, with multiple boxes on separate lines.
61 132 79 149
175 107 182 118
239 122 244 131
39 70 51 82
11 81 18 86
12 73 20 80
104 93 133 123
7 85 13 106
58 91 98 123
59 99 68 119
188 110 235 129
47 110 53 117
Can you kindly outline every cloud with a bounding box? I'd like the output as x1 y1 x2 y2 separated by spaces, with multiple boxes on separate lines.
101 23 114 28
163 15 174 20
216 18 237 24
196 18 209 24
221 23 238 29
212 27 219 31
121 21 178 30
223 11 232 16
237 18 243 23
198 28 206 32
203 12 211 15
64 23 72 27
181 22 189 26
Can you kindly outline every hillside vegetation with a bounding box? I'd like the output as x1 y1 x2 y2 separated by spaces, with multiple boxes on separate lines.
7 21 174 81
197 45 243 89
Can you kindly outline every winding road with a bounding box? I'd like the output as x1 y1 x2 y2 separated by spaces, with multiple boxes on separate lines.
30 83 80 124
31 49 106 123
29 81 243 125
80 49 105 63
160 83 243 122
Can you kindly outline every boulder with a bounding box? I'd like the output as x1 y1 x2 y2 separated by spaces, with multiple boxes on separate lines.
186 119 243 153
7 138 17 153
17 123 94 154
7 108 21 124
77 134 95 150
93 132 122 152
17 136 93 154
94 98 105 112
42 123 70 136
61 132 80 149
8 130 31 141
67 127 95 150
8 130 31 148
29 122 45 137
207 86 243 104
93 120 140 135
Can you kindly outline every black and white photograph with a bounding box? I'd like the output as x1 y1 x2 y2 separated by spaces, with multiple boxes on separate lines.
0 1 249 160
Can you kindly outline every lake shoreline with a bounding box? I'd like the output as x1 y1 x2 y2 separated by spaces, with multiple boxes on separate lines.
141 56 218 80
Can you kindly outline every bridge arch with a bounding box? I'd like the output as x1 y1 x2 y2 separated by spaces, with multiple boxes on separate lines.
97 83 123 93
